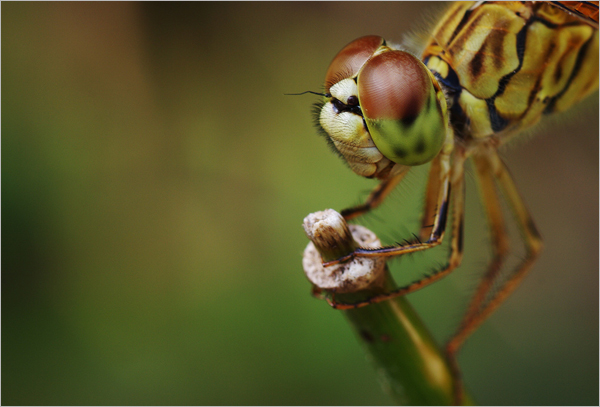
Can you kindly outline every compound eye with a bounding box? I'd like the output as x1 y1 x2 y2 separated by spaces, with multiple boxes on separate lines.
358 50 429 123
357 50 447 166
324 35 384 92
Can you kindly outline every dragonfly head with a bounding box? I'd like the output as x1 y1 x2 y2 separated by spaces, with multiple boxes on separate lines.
316 35 448 178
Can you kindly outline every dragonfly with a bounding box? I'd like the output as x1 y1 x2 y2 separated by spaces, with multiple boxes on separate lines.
310 1 598 403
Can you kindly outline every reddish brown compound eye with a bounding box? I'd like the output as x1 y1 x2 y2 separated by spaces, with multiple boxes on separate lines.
357 50 429 122
356 49 447 166
324 35 385 92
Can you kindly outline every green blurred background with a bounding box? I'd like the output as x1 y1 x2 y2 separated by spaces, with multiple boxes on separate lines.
3 2 598 405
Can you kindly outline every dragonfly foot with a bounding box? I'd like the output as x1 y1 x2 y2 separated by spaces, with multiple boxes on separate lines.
322 252 355 267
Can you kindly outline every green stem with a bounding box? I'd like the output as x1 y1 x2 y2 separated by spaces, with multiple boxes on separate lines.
302 210 473 405
338 278 473 405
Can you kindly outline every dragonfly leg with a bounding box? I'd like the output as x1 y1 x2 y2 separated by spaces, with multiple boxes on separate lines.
420 151 444 241
341 146 445 227
340 170 407 220
445 149 543 363
443 152 510 404
446 153 510 350
325 149 466 310
310 285 326 300
325 133 460 267
327 147 468 404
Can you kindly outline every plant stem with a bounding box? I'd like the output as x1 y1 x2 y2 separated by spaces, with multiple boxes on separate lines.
340 279 470 405
302 209 473 405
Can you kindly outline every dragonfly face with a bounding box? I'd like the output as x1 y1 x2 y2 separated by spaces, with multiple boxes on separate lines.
317 35 448 179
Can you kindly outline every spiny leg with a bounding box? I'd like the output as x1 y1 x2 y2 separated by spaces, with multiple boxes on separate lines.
340 170 407 221
420 151 443 242
445 149 543 359
341 151 442 226
444 152 511 405
326 149 466 310
325 151 456 267
447 153 510 349
328 148 468 404
342 153 443 241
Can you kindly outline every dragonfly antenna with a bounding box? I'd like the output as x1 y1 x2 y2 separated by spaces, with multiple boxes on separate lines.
284 90 329 97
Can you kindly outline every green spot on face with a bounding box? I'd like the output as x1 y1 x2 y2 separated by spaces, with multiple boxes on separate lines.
414 140 426 154
401 114 418 127
393 147 407 159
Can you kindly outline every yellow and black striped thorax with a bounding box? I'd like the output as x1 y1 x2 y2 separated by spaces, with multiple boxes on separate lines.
423 1 599 142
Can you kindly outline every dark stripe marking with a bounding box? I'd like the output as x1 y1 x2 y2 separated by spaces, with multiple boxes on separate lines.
544 30 595 114
470 48 484 78
430 66 471 139
447 7 475 47
431 183 451 240
526 216 542 241
485 16 530 132
531 15 560 29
